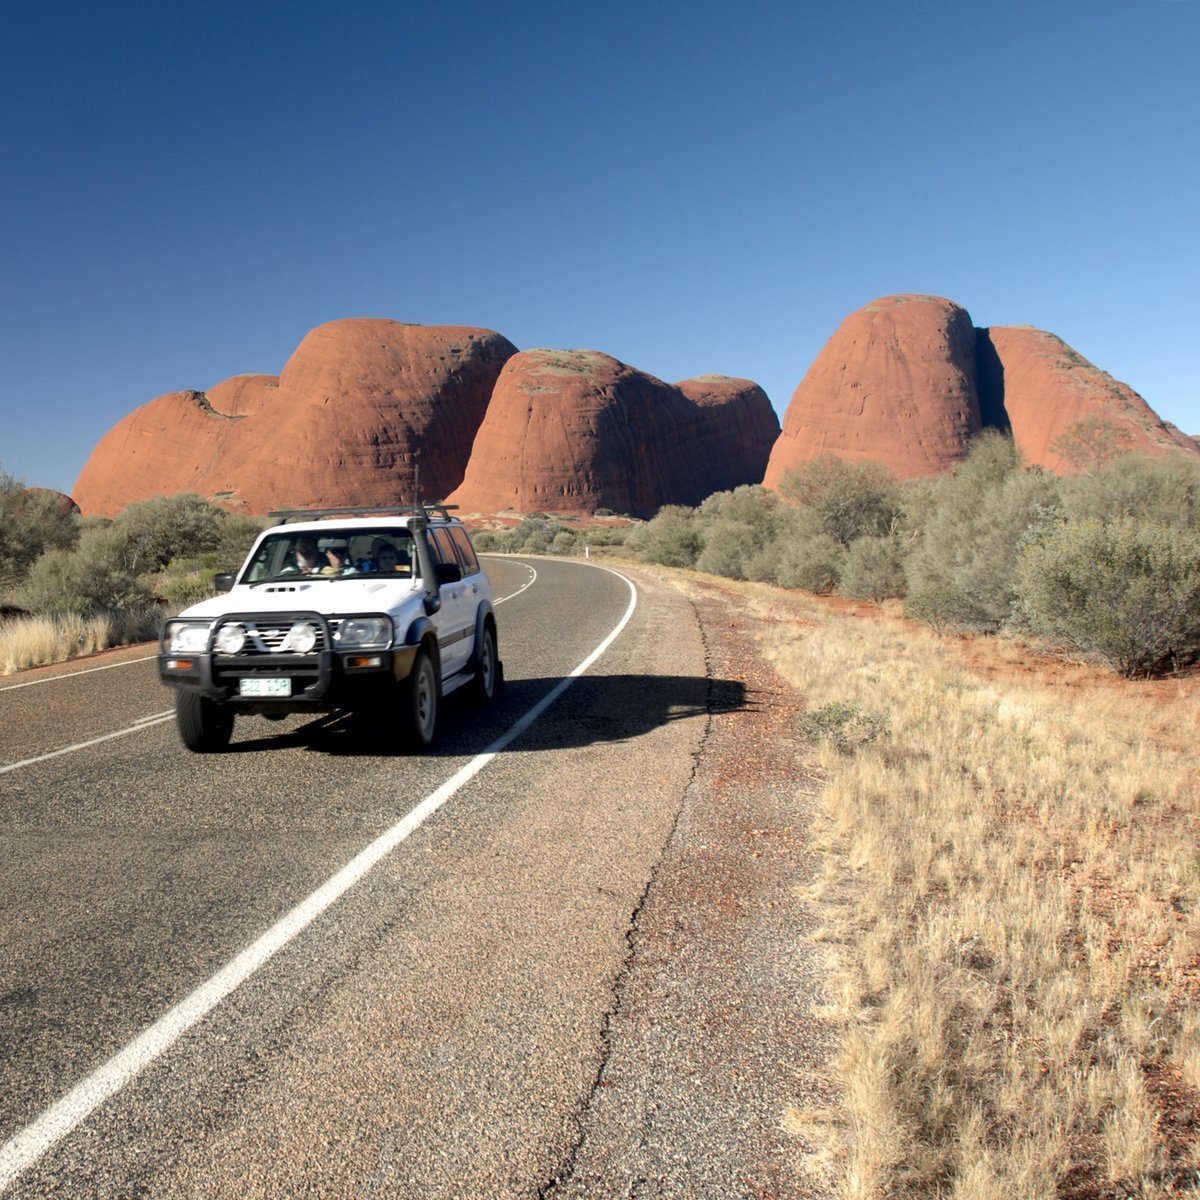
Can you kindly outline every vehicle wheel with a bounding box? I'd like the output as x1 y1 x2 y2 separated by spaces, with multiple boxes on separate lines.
175 691 234 753
400 647 439 748
467 624 501 704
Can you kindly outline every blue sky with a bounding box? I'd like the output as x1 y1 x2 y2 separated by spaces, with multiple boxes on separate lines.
2 0 1197 494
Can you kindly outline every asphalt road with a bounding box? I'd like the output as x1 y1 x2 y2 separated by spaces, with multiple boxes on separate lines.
0 556 723 1198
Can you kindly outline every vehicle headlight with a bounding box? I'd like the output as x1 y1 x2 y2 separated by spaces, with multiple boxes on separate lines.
335 617 392 649
167 621 212 653
214 623 247 654
280 621 319 653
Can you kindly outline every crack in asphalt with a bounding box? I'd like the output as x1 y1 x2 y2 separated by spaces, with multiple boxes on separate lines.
538 590 716 1199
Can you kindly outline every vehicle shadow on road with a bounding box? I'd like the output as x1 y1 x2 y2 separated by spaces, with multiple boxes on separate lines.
223 673 752 758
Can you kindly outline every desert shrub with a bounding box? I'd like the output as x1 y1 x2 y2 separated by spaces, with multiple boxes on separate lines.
582 525 628 547
695 519 757 579
695 485 780 535
1016 516 1200 677
0 469 80 587
777 455 901 546
636 506 704 568
112 493 227 571
1051 414 1135 471
774 530 844 593
904 432 1059 628
839 534 907 601
551 530 577 554
1059 452 1200 529
794 701 889 754
17 524 153 615
902 584 982 633
151 554 225 609
213 513 269 570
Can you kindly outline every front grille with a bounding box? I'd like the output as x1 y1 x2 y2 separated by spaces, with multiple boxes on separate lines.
214 618 338 657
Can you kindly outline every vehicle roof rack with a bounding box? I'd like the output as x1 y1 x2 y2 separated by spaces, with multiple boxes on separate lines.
267 503 460 524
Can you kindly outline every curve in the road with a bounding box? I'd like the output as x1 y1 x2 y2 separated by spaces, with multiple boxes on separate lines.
0 562 635 1195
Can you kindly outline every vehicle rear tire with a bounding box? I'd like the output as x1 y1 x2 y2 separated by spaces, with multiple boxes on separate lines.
175 691 234 753
467 624 501 704
400 647 439 748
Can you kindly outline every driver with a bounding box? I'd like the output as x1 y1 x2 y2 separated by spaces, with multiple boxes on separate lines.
322 541 352 575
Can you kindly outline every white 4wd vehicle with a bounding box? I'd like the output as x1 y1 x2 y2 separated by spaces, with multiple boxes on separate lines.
158 505 501 752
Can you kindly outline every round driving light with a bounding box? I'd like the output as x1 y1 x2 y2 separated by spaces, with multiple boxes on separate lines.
214 623 246 654
284 621 318 653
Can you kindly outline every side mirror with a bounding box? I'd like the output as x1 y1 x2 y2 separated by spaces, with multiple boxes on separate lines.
214 573 235 593
434 561 462 585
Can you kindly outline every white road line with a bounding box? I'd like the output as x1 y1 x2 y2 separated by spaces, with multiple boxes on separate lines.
0 566 638 1192
0 654 156 693
0 714 176 776
489 560 536 604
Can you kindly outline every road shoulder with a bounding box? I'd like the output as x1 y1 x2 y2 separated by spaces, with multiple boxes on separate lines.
549 568 836 1200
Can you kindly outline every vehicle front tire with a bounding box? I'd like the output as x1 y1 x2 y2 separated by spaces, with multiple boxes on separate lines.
400 647 439 748
175 691 234 753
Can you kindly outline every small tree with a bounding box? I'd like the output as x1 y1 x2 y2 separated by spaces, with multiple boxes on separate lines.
839 535 907 601
778 456 901 546
0 469 80 587
1051 415 1135 472
18 524 153 615
1016 517 1200 677
904 433 1059 628
112 493 227 572
637 506 704 568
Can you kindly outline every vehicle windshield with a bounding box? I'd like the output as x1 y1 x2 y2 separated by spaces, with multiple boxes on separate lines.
241 529 418 584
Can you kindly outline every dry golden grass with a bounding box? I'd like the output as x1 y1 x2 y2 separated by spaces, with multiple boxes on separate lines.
705 582 1198 1198
0 611 154 674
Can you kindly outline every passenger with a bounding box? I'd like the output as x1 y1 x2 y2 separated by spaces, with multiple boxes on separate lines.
322 541 352 575
374 542 400 571
294 535 323 575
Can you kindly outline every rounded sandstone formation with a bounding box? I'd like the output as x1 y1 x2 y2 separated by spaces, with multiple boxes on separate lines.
981 326 1200 471
763 295 982 488
446 352 778 517
73 319 517 516
675 375 781 492
73 390 243 516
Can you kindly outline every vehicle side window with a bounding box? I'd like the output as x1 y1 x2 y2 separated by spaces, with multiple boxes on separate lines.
448 526 480 575
429 529 455 565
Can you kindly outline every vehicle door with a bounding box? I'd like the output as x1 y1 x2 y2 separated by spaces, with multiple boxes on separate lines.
428 527 475 677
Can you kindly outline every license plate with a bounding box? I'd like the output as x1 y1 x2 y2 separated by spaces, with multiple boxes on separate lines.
239 677 291 697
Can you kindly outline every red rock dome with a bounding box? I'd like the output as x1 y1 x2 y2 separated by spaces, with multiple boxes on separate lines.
981 325 1199 471
763 295 982 488
72 320 517 516
447 352 778 518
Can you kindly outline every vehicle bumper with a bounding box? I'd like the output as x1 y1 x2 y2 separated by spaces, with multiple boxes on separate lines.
158 644 420 710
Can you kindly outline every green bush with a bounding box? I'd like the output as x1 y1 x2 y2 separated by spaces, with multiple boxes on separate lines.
774 531 844 593
696 519 757 579
795 701 890 754
112 493 227 571
903 433 1059 628
17 525 153 615
151 554 225 610
1051 415 1135 471
1016 516 1200 677
637 506 704 568
839 535 907 601
777 456 901 546
0 469 80 588
1058 453 1200 530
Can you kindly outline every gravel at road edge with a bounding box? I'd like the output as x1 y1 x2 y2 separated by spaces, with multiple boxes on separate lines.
546 571 836 1200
